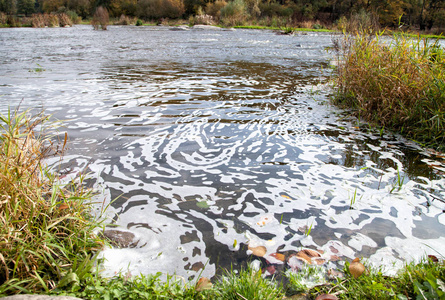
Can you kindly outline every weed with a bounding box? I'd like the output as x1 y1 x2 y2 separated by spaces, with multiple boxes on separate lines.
305 222 313 236
286 264 327 294
310 257 445 300
0 108 103 295
390 168 405 193
332 30 445 150
214 267 284 300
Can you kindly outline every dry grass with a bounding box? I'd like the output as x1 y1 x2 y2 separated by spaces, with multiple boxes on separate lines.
332 31 445 149
0 109 103 295
30 13 73 28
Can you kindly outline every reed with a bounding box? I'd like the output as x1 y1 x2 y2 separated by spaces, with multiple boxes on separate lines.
332 31 445 150
0 109 103 295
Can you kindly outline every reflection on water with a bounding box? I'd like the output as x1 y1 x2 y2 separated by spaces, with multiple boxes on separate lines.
1 25 444 280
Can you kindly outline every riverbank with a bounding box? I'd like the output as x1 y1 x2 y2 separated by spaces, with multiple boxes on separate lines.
1 110 444 299
331 30 445 151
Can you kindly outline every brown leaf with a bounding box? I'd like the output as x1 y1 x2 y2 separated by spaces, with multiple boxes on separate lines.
330 255 340 262
314 258 326 265
315 294 338 300
248 245 267 257
329 246 339 254
295 249 322 264
300 249 322 258
288 255 306 271
195 277 213 291
266 265 276 275
349 258 365 279
269 252 285 262
59 203 69 210
428 255 439 263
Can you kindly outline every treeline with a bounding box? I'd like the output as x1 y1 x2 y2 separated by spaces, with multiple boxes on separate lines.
1 0 445 31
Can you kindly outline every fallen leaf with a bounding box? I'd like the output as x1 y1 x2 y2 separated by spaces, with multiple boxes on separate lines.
314 258 326 265
349 258 365 279
295 249 322 264
300 249 322 258
248 245 267 257
195 277 213 291
428 255 439 263
288 255 306 271
266 265 276 275
281 194 292 199
330 255 340 261
296 252 312 264
329 246 339 254
269 252 285 262
59 203 69 210
315 294 338 300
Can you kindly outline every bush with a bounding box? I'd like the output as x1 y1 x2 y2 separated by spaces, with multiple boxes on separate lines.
332 31 445 149
205 0 226 19
220 0 247 26
92 6 109 30
58 12 73 26
136 0 185 20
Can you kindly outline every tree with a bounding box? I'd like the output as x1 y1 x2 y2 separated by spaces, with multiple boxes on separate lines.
17 0 35 14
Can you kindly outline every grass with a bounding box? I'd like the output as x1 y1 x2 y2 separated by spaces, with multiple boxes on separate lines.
45 256 443 300
0 108 103 295
331 30 445 150
310 257 445 299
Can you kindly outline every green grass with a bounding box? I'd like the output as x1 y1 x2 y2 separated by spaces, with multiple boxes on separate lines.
332 30 445 150
310 257 445 299
0 108 104 295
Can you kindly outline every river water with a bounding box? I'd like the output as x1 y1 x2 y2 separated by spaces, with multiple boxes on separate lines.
1 25 445 280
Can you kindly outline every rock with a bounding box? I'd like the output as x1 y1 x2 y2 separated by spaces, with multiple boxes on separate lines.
102 229 139 248
170 25 189 31
192 25 222 30
1 296 83 300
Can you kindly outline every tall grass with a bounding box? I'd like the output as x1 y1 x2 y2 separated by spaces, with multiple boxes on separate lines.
332 31 445 150
0 109 103 295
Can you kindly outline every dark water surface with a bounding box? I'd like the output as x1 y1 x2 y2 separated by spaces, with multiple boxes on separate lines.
1 25 444 279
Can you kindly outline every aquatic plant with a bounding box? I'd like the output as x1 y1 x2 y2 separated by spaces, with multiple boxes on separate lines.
332 31 445 150
390 168 405 194
0 109 103 295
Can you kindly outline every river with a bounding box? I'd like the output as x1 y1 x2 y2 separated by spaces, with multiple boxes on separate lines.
1 25 444 281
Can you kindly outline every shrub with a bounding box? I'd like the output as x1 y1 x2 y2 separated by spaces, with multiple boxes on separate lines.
332 31 445 149
205 0 226 19
58 12 73 26
220 0 247 26
115 14 135 25
92 6 109 30
136 0 185 20
66 10 81 24
135 18 144 26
